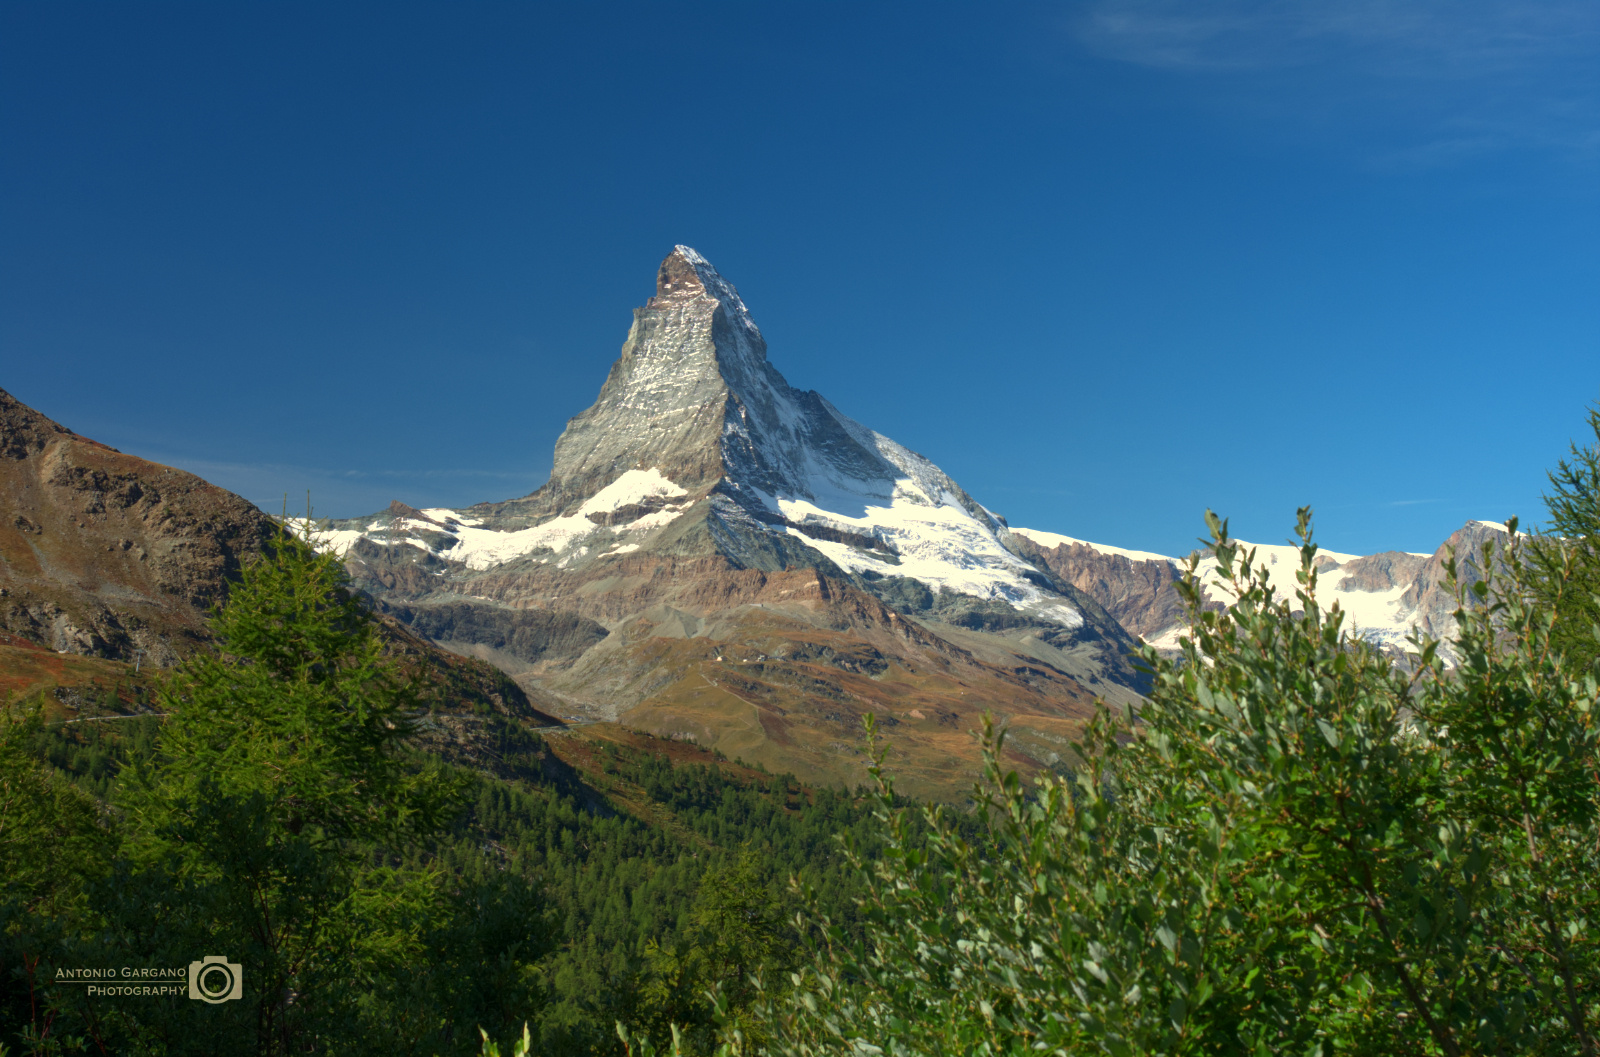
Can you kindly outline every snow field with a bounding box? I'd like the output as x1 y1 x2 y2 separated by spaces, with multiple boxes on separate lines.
305 468 690 571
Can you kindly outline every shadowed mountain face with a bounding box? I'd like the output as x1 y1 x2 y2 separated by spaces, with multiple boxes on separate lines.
324 247 1144 798
0 387 552 721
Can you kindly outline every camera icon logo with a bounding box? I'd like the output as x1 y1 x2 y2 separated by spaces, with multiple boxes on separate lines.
187 955 243 1003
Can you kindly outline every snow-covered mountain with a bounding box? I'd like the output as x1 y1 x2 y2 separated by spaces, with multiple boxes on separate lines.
319 247 1141 797
1013 520 1515 655
325 246 1089 630
307 246 1517 794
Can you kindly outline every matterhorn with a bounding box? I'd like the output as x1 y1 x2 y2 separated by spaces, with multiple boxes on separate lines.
324 247 1141 797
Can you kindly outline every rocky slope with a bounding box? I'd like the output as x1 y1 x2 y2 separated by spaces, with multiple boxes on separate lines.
321 248 1143 797
0 386 276 664
0 387 552 720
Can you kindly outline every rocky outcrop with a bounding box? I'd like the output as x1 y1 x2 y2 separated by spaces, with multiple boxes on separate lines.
1396 522 1513 642
1012 534 1186 640
0 386 278 664
1338 551 1429 593
376 599 609 671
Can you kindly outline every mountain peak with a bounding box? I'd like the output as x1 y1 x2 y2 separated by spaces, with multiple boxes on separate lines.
652 245 711 301
315 247 1152 782
349 248 1099 633
648 245 761 339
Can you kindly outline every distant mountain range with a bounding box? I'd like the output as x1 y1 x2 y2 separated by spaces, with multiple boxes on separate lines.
1013 520 1511 656
1 247 1510 798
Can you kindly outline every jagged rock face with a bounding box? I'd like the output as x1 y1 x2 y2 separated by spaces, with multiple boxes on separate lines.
1013 534 1185 640
530 250 749 511
550 249 898 511
1338 551 1430 593
330 248 1112 625
1395 522 1512 642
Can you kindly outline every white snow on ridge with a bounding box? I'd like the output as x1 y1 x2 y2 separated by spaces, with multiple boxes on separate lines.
753 453 1086 628
421 508 482 526
1005 526 1449 650
307 468 691 572
439 469 689 570
582 467 689 512
290 521 371 557
1011 527 1177 565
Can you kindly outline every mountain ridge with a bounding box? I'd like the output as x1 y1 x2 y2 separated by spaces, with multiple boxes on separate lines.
312 247 1518 795
1014 519 1515 654
6 249 1521 799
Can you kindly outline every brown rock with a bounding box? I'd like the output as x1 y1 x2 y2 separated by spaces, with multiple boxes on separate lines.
1012 535 1186 640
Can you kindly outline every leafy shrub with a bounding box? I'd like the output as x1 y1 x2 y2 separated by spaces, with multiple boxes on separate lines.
737 508 1599 1056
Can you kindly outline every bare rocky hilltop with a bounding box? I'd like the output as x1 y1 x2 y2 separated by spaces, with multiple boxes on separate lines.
0 386 275 664
0 386 549 721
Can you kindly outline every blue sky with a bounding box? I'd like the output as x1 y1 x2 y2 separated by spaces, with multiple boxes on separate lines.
3 1 1596 557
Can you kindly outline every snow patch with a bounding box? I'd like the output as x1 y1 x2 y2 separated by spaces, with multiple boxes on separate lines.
582 467 689 514
422 508 480 526
286 522 366 557
621 506 685 532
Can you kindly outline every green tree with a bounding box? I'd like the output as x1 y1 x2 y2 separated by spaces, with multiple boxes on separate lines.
113 526 467 1055
631 850 795 1054
1524 403 1600 676
0 701 111 1055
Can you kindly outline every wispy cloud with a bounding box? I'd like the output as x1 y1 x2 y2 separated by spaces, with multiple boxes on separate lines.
146 453 543 483
1077 1 1599 74
141 452 546 519
1073 0 1600 163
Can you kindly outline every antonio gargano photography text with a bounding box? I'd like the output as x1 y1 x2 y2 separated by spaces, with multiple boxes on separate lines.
51 957 244 1001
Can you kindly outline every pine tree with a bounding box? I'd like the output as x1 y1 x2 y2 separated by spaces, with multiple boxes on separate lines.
116 525 463 1055
0 701 109 1053
1526 403 1600 675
